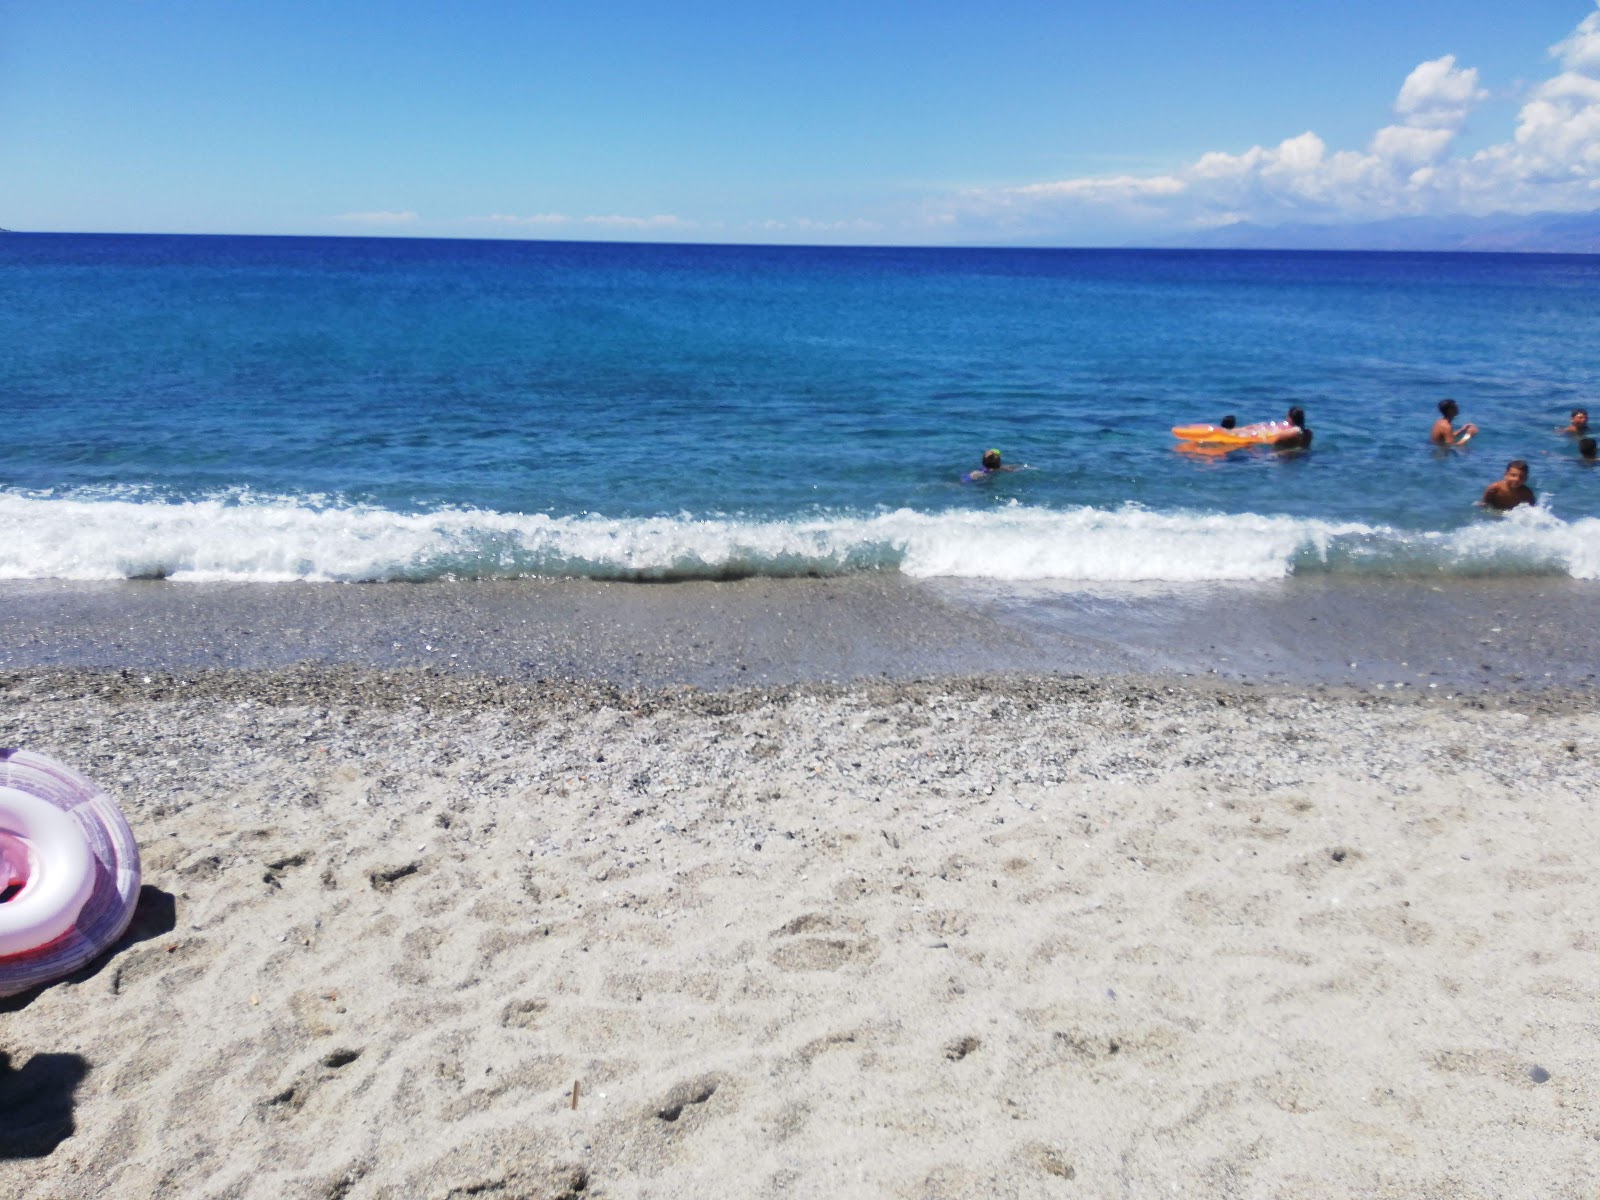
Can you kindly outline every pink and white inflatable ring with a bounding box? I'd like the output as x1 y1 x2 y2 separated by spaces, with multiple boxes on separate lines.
0 749 141 997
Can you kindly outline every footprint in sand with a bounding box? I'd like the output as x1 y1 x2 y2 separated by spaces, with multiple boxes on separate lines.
500 997 549 1030
768 912 880 972
259 1046 365 1117
653 1074 723 1123
944 1035 981 1061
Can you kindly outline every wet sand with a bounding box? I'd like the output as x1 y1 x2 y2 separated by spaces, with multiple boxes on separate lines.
2 573 1597 690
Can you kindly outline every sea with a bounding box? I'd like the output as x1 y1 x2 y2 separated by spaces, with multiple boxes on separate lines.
3 232 1599 586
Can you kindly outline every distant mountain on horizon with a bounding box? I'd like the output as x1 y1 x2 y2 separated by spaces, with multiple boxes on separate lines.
1150 210 1600 254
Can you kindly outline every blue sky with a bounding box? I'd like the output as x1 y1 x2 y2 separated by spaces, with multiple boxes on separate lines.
4 1 1599 244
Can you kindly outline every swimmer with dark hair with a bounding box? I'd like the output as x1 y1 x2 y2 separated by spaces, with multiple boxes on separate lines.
1480 460 1536 510
1431 398 1477 446
1273 406 1313 451
1557 408 1589 436
1579 436 1597 462
1219 414 1237 430
962 448 1023 482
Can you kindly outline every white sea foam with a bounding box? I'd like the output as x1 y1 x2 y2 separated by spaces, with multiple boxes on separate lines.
1 492 1597 583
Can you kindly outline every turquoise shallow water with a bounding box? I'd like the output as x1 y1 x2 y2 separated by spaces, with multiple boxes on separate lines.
2 233 1598 582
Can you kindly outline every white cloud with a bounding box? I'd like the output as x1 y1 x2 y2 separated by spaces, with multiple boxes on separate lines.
754 217 886 233
945 3 1600 235
1369 124 1455 167
474 212 688 230
1005 174 1187 200
333 210 418 225
1393 55 1486 128
1553 7 1600 71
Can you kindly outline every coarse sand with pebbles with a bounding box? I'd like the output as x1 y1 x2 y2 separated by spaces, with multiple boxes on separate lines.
2 666 1597 1199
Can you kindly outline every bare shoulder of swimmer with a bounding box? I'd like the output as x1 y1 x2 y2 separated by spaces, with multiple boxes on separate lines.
1479 482 1527 509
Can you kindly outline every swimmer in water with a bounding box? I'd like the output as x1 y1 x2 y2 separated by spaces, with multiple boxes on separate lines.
962 448 1022 482
1431 399 1477 447
1579 436 1597 462
1557 407 1589 436
1219 414 1237 430
1480 460 1536 510
1272 406 1312 451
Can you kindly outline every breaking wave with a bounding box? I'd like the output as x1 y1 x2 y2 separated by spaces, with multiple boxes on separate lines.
2 490 1597 583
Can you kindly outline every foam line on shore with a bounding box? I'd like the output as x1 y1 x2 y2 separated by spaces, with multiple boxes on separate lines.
2 490 1597 583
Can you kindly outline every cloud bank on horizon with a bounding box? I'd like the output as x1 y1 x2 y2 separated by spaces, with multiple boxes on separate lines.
472 213 688 232
938 3 1600 240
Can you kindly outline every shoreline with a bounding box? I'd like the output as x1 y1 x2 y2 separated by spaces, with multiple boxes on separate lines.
1 572 1597 693
2 665 1596 1197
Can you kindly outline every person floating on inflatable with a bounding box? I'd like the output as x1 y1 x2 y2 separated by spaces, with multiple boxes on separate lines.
962 448 1023 482
1273 406 1313 451
1480 460 1536 510
1431 399 1477 447
1172 408 1307 449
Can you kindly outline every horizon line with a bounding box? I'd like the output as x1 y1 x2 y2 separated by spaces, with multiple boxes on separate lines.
4 227 1600 258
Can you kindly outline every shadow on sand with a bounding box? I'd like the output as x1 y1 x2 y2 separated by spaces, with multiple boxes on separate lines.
0 1050 90 1158
0 885 178 1157
0 884 177 1017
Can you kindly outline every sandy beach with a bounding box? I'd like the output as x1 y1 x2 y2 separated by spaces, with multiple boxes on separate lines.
3 650 1597 1198
11 20 1600 1192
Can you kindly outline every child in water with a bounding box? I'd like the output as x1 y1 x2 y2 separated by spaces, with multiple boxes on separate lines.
963 448 1023 482
1480 460 1536 510
1431 399 1477 446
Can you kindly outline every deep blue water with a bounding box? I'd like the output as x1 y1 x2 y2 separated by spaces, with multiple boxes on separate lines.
2 233 1598 582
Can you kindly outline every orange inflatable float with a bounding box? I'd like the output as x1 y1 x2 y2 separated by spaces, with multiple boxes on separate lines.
1171 420 1295 446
